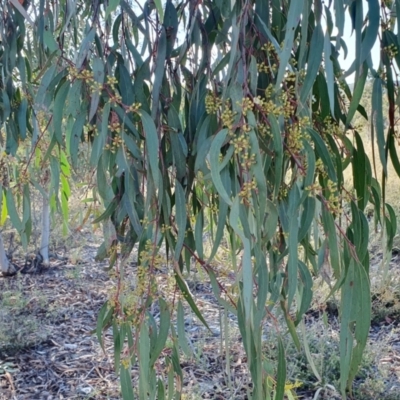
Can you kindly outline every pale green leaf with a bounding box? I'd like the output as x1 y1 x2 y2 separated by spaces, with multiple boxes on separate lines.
139 321 150 398
275 0 303 89
105 0 120 20
174 180 186 260
140 111 160 188
209 129 232 206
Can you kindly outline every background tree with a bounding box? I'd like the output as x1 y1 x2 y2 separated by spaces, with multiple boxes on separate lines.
0 0 71 274
1 0 400 399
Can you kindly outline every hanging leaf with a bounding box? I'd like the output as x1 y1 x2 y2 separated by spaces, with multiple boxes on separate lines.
140 111 160 188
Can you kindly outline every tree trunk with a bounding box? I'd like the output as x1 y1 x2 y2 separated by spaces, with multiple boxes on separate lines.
0 232 15 275
39 194 50 267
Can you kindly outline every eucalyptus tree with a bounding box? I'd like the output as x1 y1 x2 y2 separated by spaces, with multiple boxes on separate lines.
0 0 71 274
1 0 399 398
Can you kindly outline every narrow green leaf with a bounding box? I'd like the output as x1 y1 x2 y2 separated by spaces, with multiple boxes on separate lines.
194 211 204 259
340 258 355 395
283 310 301 351
174 272 210 329
53 80 70 144
91 102 110 167
346 62 368 127
388 131 400 178
120 364 134 400
208 197 228 262
114 105 140 138
92 198 118 224
371 78 386 175
321 205 341 279
177 300 192 357
300 24 324 106
275 337 286 400
209 129 232 206
353 131 369 210
385 203 397 250
299 197 316 242
35 64 56 107
298 0 311 69
249 55 258 95
149 298 170 366
157 378 165 400
151 27 166 119
275 1 303 89
0 191 7 227
307 128 337 182
360 0 379 65
117 63 134 107
139 321 150 398
269 115 283 199
113 321 122 374
96 302 114 353
264 200 279 242
297 260 313 322
168 108 186 181
163 0 178 58
70 105 87 168
334 0 345 40
174 180 186 260
230 196 252 322
89 57 104 121
105 0 120 20
66 80 83 117
43 30 58 52
287 185 300 308
347 263 371 387
324 30 335 116
255 252 268 326
247 121 267 216
17 98 27 140
141 111 160 188
6 189 22 231
300 320 322 382
76 28 95 68
224 23 239 99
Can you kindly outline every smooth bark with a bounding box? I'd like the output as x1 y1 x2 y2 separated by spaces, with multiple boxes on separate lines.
39 194 50 266
0 232 15 275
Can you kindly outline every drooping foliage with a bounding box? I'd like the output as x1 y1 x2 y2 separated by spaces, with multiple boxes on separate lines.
1 0 400 398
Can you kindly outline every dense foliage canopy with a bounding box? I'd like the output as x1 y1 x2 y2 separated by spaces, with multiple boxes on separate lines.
1 0 400 398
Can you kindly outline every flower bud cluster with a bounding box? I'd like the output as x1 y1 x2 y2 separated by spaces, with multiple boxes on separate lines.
85 123 98 140
261 42 276 54
239 178 257 203
325 179 342 215
127 102 142 115
205 93 222 115
0 154 12 188
257 62 276 74
286 116 310 155
68 66 93 82
104 135 124 153
321 117 342 137
116 240 165 323
160 223 171 233
140 239 165 271
383 43 399 59
315 158 328 179
253 96 282 118
221 105 237 131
